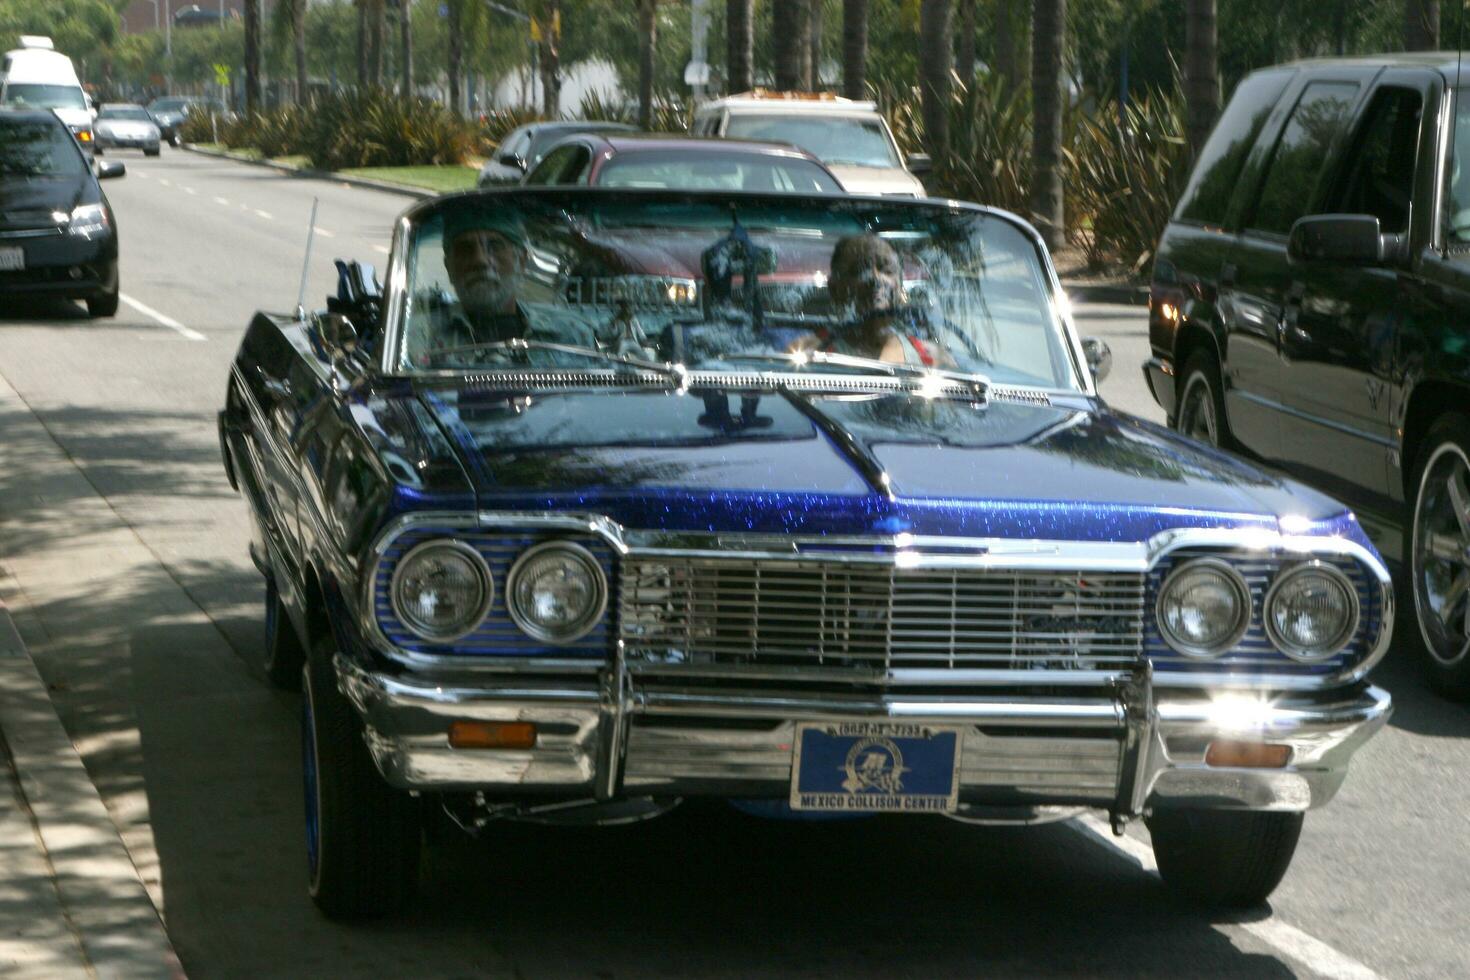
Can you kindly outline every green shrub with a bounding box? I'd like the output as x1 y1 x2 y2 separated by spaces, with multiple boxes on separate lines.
479 104 543 151
575 89 690 133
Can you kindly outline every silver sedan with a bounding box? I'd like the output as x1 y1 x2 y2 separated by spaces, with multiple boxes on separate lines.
94 103 160 156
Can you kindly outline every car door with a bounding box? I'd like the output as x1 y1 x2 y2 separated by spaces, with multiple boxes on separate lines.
1274 72 1434 510
1220 75 1365 464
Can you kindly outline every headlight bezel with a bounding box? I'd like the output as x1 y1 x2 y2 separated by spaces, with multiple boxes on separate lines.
1155 557 1253 659
1264 560 1360 662
504 540 609 645
388 538 494 644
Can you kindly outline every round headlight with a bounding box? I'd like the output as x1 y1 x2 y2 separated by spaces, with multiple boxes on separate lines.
1156 558 1252 658
505 541 608 644
389 540 493 643
1264 561 1359 661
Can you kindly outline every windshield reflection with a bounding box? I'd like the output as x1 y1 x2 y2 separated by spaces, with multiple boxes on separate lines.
394 192 1076 391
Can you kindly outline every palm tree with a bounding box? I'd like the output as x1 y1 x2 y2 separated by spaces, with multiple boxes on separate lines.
276 0 308 104
536 0 562 117
1404 0 1439 50
993 0 1028 101
1030 0 1066 249
841 0 867 99
355 0 368 87
808 0 822 89
773 0 807 91
727 0 753 92
956 0 976 85
1184 0 1219 164
446 0 465 114
244 0 262 114
919 0 952 164
638 0 657 130
399 0 414 97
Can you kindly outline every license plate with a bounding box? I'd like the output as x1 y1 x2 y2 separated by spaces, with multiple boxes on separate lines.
0 246 23 271
790 722 962 813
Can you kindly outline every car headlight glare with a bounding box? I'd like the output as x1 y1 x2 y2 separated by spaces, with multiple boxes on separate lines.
389 540 493 643
68 203 108 238
506 541 608 644
1264 562 1358 661
1156 558 1252 658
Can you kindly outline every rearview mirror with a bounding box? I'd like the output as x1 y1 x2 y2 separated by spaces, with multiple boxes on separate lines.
906 152 933 178
1287 214 1384 265
96 160 126 180
1081 336 1112 384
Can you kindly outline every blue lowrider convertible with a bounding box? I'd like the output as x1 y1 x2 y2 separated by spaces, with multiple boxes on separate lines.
219 189 1392 918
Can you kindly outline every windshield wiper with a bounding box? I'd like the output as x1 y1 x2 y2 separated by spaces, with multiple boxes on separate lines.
719 350 990 392
425 337 687 382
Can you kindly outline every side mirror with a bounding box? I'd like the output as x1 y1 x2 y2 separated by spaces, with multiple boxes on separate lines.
500 152 526 171
906 152 933 177
1081 336 1112 384
96 160 126 179
1287 214 1384 265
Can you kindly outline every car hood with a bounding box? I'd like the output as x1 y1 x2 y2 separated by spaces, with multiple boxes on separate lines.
826 163 925 197
374 383 1349 541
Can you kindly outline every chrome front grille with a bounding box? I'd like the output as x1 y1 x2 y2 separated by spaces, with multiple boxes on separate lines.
619 557 1147 671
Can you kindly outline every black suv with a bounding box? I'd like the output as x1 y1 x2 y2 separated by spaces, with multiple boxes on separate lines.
1148 54 1470 697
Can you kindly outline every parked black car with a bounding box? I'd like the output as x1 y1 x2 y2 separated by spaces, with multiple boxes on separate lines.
477 120 637 187
1148 53 1470 698
0 108 124 316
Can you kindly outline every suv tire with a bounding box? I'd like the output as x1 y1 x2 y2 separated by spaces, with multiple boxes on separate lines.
1408 414 1470 700
263 578 306 690
1147 809 1303 909
1174 351 1233 450
303 636 421 918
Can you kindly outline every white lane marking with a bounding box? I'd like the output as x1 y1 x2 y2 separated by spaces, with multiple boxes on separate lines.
183 187 197 196
1070 815 1384 980
134 171 149 179
313 227 335 238
240 203 250 212
158 177 172 187
118 293 207 342
372 244 390 255
213 196 230 206
255 209 273 220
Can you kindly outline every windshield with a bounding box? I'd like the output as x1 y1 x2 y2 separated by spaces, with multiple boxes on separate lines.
598 151 841 193
392 192 1076 390
99 106 152 121
0 118 84 177
724 114 900 169
148 98 190 113
2 83 86 110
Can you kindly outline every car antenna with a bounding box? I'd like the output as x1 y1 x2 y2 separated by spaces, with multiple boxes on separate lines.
295 198 321 320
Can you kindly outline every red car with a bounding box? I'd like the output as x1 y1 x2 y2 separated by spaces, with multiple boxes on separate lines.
523 133 844 195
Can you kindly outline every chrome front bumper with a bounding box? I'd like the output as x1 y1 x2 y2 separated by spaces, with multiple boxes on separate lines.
339 659 1391 816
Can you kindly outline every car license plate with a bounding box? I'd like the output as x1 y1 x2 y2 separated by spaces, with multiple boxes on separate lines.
0 246 23 271
790 722 961 813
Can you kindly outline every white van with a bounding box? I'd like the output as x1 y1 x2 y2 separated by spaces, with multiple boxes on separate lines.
0 36 94 153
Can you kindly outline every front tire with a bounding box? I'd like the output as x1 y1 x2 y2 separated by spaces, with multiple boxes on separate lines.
1174 351 1233 450
1409 415 1470 700
1147 809 1303 909
263 579 306 690
303 637 421 918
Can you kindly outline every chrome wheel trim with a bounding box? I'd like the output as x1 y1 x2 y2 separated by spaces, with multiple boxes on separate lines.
1413 441 1470 667
302 667 323 885
1178 371 1219 445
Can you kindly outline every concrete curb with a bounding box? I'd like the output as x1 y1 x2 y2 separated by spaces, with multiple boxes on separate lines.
1064 281 1150 306
180 143 435 200
0 590 183 979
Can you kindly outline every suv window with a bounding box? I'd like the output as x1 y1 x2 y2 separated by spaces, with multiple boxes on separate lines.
526 144 591 185
1325 86 1422 235
1174 69 1293 226
1248 81 1360 236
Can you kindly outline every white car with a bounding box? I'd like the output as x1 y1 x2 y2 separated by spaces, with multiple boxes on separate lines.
692 91 928 197
94 103 161 156
0 36 95 153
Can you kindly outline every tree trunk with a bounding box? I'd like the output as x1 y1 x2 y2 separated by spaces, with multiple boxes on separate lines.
809 0 822 89
540 0 561 117
400 0 414 96
245 0 262 114
993 0 1028 101
841 0 867 99
919 0 953 165
1030 0 1065 249
356 1 368 88
447 3 462 115
727 0 753 92
372 0 387 88
638 0 657 129
1404 0 1439 51
773 0 810 91
293 0 308 105
1184 0 1219 165
956 0 975 86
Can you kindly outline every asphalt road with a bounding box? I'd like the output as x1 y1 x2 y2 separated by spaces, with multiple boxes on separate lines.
0 149 1466 978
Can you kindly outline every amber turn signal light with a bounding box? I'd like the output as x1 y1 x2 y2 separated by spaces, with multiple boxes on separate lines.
1205 740 1290 768
448 721 537 750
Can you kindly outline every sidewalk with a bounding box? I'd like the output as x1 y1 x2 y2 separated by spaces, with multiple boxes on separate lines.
0 569 181 977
